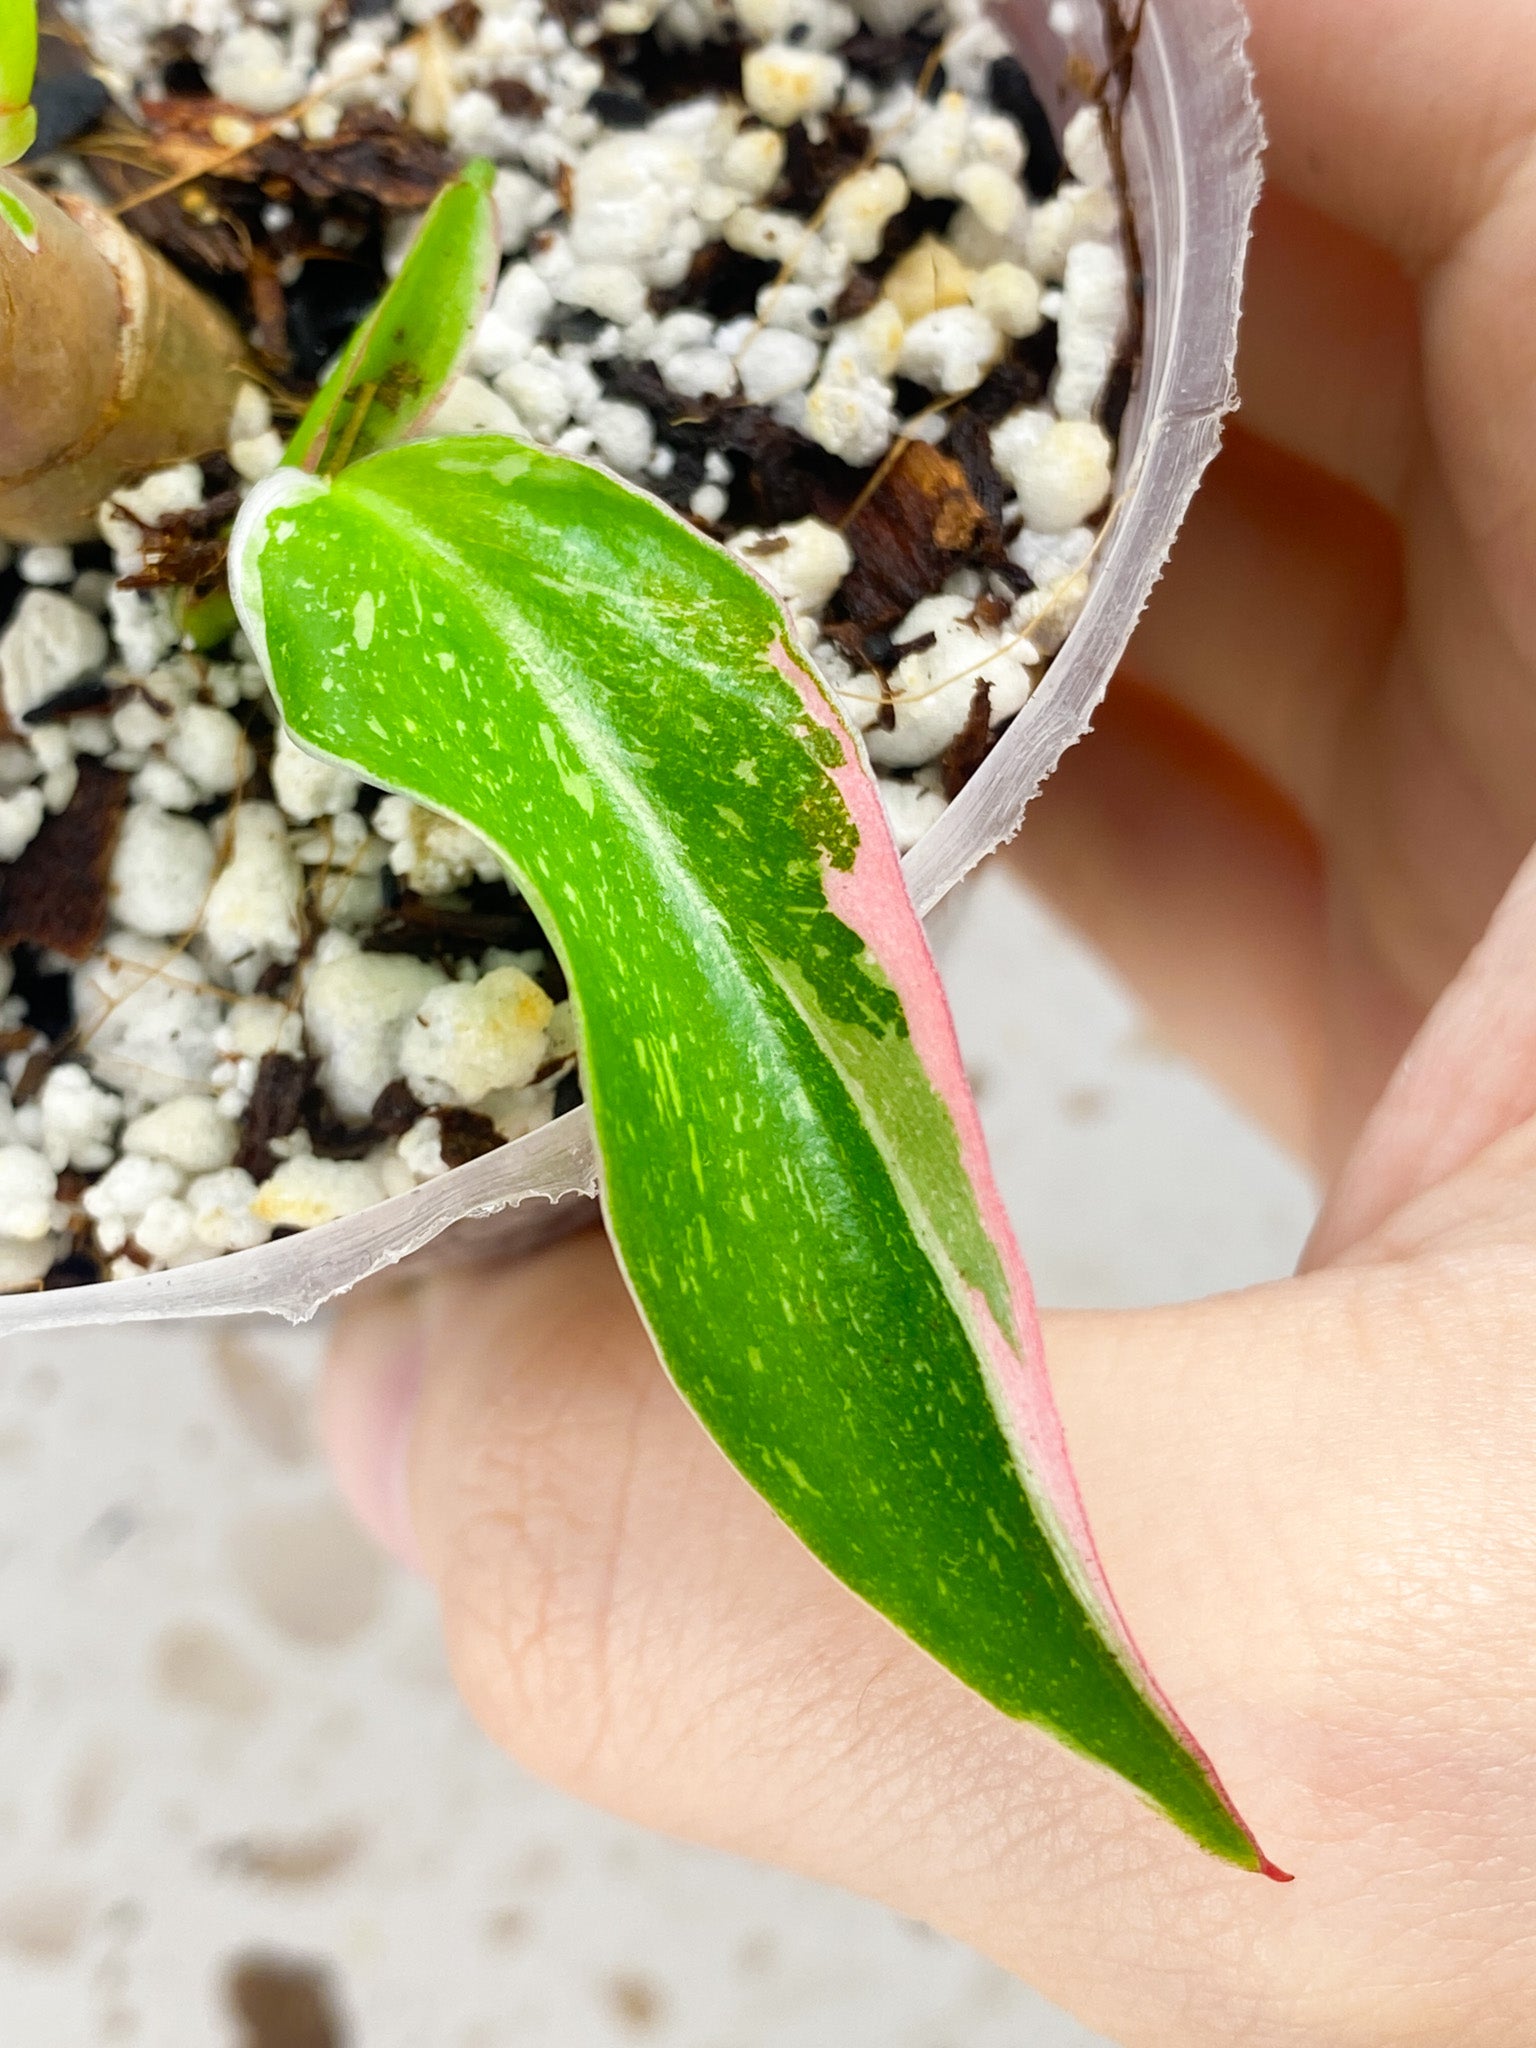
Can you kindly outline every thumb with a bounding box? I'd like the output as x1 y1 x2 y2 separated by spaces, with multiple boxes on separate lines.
1310 843 1536 1265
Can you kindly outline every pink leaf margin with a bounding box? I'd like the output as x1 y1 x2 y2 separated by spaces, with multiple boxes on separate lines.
771 641 1289 1883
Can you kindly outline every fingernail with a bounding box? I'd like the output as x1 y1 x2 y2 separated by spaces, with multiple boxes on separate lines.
321 1291 427 1573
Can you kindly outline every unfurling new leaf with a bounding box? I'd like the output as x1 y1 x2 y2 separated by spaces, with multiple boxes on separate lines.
282 156 499 478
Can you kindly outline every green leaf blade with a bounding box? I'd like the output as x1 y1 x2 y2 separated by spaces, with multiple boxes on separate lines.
230 439 1280 1877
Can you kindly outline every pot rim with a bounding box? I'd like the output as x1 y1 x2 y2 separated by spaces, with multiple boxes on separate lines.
0 0 1263 1337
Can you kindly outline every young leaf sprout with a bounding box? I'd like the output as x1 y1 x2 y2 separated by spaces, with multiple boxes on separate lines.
0 0 39 246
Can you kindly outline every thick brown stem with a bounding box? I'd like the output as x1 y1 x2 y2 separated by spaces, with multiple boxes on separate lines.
0 169 249 544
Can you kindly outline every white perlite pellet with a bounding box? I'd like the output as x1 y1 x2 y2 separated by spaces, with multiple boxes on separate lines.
374 797 503 895
897 305 1003 394
208 24 307 113
822 164 909 262
123 1097 239 1176
304 951 448 1122
0 591 108 724
271 729 360 823
1053 239 1130 421
17 546 74 587
74 936 226 1108
203 805 305 988
399 967 554 1107
83 1155 182 1256
0 789 44 863
992 411 1114 532
0 1234 63 1290
731 520 852 617
110 807 217 941
252 1155 392 1231
866 594 1038 770
734 327 820 405
186 1168 271 1252
38 1065 122 1174
741 44 845 127
165 704 250 800
0 1145 63 1241
881 773 948 852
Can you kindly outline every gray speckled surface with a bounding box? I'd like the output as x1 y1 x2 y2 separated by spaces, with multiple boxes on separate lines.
0 868 1314 2045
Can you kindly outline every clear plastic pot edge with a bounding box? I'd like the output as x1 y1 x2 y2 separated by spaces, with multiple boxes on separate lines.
0 0 1263 1337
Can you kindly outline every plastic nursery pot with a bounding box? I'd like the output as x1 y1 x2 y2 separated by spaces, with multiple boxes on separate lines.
0 0 1263 1338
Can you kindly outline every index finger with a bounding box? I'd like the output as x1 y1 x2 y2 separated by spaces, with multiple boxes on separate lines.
1246 0 1536 271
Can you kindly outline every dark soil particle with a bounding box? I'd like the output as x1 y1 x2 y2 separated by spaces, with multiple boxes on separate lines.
543 304 608 347
302 1080 384 1159
831 269 881 323
1099 345 1136 440
368 1078 423 1137
146 23 203 79
821 618 886 678
19 678 114 726
944 409 1011 537
12 1049 52 1108
86 99 449 379
874 193 958 269
493 75 549 118
837 26 944 90
8 948 73 1046
236 1053 315 1181
651 242 778 321
244 103 455 211
282 254 388 383
43 1244 105 1290
361 882 547 964
829 442 990 634
940 680 994 800
585 84 648 128
442 0 483 41
597 27 746 109
771 114 872 216
963 334 1060 423
226 1953 347 2048
600 361 869 530
117 487 242 595
988 53 1066 198
158 52 212 97
436 1106 504 1167
0 762 127 962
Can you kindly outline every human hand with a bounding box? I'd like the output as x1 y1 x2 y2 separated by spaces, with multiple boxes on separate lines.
322 5 1536 2042
1021 0 1536 1219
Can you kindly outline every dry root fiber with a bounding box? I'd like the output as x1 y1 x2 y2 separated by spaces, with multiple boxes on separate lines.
0 169 247 544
